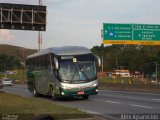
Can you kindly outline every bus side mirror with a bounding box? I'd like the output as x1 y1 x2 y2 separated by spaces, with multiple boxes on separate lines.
54 57 59 69
94 55 101 67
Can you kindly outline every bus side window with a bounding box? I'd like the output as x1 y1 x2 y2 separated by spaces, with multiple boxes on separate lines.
47 55 51 69
31 58 34 70
34 57 38 70
38 57 42 70
51 55 55 70
41 56 45 69
52 56 59 78
45 55 50 69
26 59 30 70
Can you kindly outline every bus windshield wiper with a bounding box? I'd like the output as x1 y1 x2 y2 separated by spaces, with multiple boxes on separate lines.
80 70 89 81
70 63 78 83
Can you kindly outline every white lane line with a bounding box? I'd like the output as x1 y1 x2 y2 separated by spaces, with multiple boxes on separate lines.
92 99 121 104
152 99 160 101
78 109 100 115
105 100 121 104
91 99 97 101
130 104 154 109
100 90 160 96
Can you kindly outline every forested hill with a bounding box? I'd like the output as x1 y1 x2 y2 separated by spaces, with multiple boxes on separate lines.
0 44 160 75
0 44 36 60
91 45 160 74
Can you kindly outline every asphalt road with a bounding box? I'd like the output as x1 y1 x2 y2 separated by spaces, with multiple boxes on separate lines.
1 85 160 120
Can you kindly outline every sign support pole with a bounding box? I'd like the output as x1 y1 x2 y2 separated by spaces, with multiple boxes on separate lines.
101 29 104 73
38 0 42 51
155 62 158 84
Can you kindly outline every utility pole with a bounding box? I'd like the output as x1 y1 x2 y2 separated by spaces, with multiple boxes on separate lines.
39 0 42 5
38 0 42 51
101 43 104 72
102 56 104 72
155 62 158 84
152 61 158 84
101 30 104 73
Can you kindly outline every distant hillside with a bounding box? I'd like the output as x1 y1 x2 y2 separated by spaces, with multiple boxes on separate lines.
0 44 37 60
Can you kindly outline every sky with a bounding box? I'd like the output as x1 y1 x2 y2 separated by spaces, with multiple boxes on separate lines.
0 0 160 49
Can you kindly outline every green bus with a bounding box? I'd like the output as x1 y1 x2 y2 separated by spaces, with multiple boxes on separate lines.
26 46 101 100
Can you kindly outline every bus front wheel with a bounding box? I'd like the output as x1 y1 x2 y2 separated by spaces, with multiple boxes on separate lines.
83 95 89 99
50 87 57 101
33 88 39 97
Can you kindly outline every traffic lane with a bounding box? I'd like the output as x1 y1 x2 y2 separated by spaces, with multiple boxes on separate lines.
2 84 33 97
2 85 110 114
3 86 114 114
55 95 159 114
100 90 160 101
51 94 160 120
5 84 160 100
54 97 160 120
1 86 108 119
1 85 139 114
97 91 160 111
2 85 160 114
98 90 160 113
54 90 160 114
90 96 160 114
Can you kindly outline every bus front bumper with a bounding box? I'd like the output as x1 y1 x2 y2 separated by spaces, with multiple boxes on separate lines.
58 86 98 98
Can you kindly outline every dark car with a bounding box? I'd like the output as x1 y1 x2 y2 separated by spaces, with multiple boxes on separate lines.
0 79 3 89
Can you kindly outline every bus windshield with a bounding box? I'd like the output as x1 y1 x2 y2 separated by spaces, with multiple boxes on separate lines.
59 60 96 83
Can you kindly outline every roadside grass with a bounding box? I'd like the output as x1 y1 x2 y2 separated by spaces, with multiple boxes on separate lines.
0 92 90 120
98 76 160 94
99 76 149 84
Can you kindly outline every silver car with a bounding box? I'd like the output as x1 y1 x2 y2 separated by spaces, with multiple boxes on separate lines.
2 78 12 86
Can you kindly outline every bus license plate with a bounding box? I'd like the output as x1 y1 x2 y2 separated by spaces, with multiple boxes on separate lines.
77 91 84 95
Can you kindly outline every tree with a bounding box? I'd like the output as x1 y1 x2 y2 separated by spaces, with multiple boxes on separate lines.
0 54 20 72
91 45 160 75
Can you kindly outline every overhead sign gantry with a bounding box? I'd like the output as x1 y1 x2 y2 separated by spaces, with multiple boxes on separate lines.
0 3 46 31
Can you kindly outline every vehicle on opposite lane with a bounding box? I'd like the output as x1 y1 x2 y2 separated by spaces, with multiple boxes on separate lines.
2 78 12 86
0 79 3 89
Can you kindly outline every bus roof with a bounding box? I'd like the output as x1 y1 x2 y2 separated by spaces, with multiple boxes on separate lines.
27 46 91 59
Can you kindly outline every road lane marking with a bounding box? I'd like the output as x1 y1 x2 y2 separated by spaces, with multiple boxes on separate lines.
105 100 121 104
91 99 121 104
92 99 121 105
152 99 160 101
130 104 154 109
78 109 100 115
100 90 160 96
91 99 97 101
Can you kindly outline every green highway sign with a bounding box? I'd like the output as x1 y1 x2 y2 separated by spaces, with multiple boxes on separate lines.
103 23 160 45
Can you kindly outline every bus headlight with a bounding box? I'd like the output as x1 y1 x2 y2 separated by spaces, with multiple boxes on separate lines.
93 83 97 87
61 92 65 95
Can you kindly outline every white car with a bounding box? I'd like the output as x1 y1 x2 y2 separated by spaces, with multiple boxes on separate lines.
2 78 12 86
